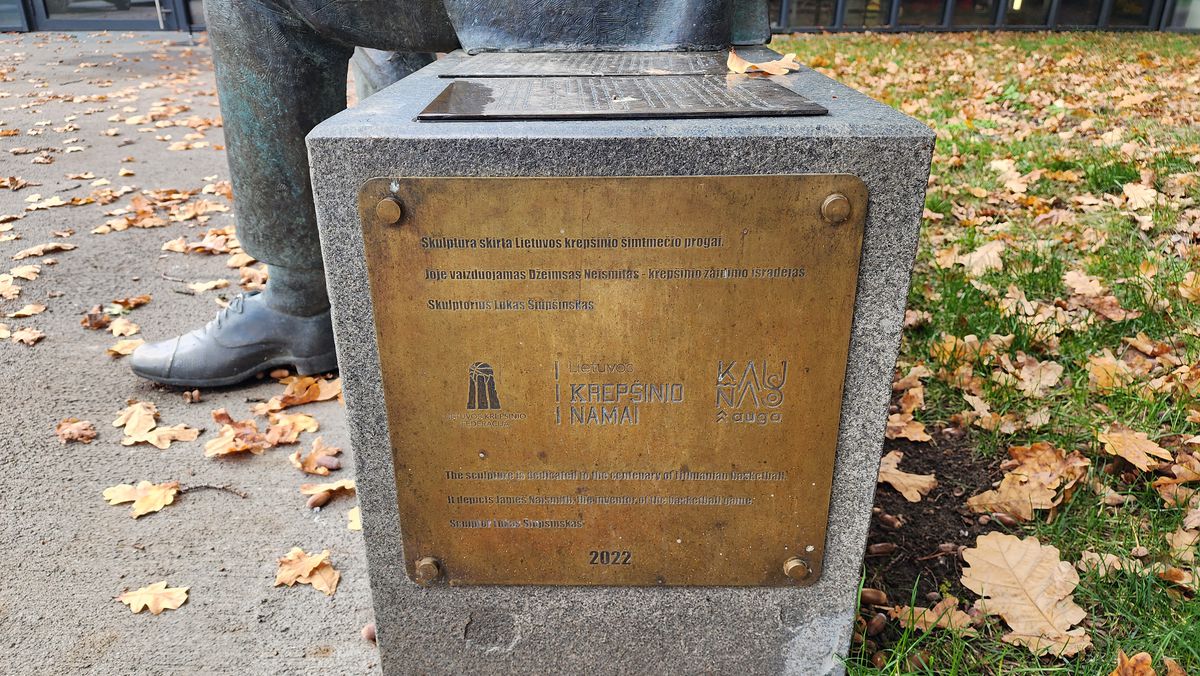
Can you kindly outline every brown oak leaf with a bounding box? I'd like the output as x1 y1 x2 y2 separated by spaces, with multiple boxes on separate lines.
289 437 342 476
1098 425 1173 471
877 450 937 502
55 418 97 444
961 532 1091 657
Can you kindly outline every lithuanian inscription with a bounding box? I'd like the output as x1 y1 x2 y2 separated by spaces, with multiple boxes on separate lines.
359 175 867 586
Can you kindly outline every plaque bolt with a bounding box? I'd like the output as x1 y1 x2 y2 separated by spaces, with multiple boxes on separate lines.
376 197 404 225
415 556 442 585
820 193 851 225
783 557 811 581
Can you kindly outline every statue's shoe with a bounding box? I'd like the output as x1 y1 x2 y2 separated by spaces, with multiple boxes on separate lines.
130 292 338 388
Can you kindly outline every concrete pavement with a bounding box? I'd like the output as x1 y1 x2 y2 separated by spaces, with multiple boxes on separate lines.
1 32 377 674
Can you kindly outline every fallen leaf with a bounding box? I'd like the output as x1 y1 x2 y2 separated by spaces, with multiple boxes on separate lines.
5 303 45 318
107 338 144 357
11 327 44 346
877 450 937 502
348 506 362 531
203 409 269 457
187 279 228 293
117 581 188 615
1110 650 1156 676
8 264 39 280
122 423 200 450
1099 425 1173 471
302 561 340 596
890 596 977 635
961 532 1091 656
1087 350 1134 392
109 317 139 337
1078 550 1143 578
275 547 329 586
299 479 356 496
1181 271 1200 303
12 241 75 260
1064 270 1104 297
265 412 319 446
113 401 159 437
1015 357 1064 398
885 412 932 442
80 305 111 330
726 49 800 76
288 437 342 476
1123 182 1158 210
252 376 341 415
966 442 1089 521
102 480 180 518
1166 527 1199 564
110 295 151 311
55 418 96 444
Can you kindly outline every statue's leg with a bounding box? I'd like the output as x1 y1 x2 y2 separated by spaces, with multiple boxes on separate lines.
350 48 435 102
131 0 353 387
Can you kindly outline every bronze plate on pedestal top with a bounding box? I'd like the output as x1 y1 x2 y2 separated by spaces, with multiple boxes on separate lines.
358 174 867 586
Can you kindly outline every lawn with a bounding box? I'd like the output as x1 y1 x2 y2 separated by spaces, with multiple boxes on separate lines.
772 31 1200 674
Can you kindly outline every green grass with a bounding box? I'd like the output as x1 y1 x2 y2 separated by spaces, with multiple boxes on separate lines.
772 31 1200 674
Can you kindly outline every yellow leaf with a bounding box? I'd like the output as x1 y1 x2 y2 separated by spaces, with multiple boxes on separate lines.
890 596 976 635
300 561 340 596
109 317 139 337
726 49 800 76
122 423 200 450
1098 425 1173 471
103 480 180 518
961 532 1091 657
1166 527 1199 564
187 279 229 293
107 338 144 357
347 506 362 532
117 581 188 614
877 450 937 502
275 547 329 587
5 303 45 318
113 401 159 437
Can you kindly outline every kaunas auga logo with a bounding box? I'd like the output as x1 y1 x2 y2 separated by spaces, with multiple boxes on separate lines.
715 360 787 425
467 362 501 410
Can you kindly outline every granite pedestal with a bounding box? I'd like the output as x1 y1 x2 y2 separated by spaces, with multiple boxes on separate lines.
308 47 934 675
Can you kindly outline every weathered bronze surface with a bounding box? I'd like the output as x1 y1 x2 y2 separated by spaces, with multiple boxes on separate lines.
417 75 827 121
441 51 730 78
358 175 867 586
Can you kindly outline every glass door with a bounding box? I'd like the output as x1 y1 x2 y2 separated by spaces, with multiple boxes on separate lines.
31 0 184 30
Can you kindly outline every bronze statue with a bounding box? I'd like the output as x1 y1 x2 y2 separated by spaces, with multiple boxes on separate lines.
131 0 767 387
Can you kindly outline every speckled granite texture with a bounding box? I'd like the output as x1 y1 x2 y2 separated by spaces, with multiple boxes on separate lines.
308 47 933 675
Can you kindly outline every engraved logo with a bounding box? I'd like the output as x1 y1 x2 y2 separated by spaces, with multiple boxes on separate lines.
715 360 788 425
467 362 502 410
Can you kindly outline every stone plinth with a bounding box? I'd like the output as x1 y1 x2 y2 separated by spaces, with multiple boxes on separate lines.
308 47 933 675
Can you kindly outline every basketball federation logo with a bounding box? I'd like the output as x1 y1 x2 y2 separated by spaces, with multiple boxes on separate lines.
467 362 501 410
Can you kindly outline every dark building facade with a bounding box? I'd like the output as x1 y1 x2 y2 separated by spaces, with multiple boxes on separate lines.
1 0 1195 37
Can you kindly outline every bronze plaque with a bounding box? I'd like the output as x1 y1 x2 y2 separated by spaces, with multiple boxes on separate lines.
440 51 729 77
417 75 827 121
358 175 867 586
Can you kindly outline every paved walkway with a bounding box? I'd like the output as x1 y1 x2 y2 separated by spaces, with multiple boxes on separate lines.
1 33 376 674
